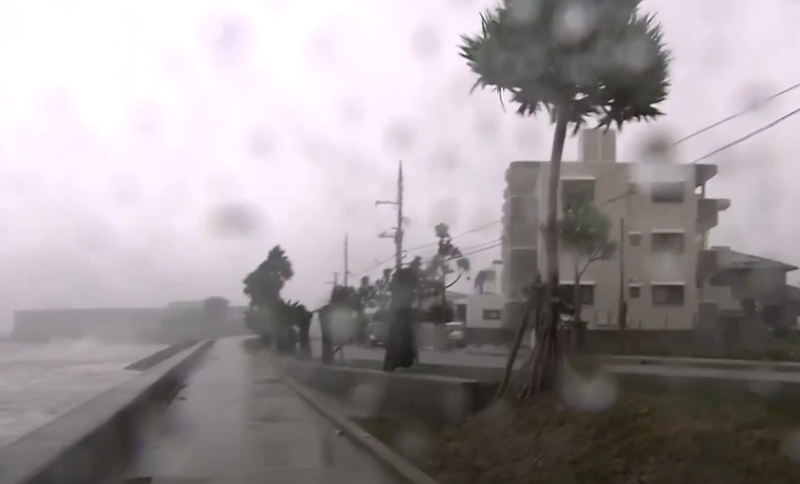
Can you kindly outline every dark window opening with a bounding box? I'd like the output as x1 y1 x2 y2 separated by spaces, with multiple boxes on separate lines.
559 284 595 306
652 285 684 306
651 181 685 203
652 233 685 253
482 309 502 320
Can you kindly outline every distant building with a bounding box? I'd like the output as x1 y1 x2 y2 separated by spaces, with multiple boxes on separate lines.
12 298 249 344
703 247 798 330
450 264 506 345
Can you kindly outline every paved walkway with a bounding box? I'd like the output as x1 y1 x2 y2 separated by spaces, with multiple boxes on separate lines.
113 338 406 484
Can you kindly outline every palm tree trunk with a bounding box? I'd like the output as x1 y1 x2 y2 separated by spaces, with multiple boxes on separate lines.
523 110 569 395
497 283 540 399
573 268 587 352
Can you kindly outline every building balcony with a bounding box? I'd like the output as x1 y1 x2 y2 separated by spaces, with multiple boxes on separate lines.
696 198 731 233
694 164 718 186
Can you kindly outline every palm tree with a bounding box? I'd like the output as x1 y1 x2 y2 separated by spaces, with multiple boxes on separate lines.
242 245 294 347
243 245 294 308
460 0 670 396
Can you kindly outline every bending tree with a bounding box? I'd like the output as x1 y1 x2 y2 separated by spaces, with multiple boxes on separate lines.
561 192 616 350
370 268 395 325
460 0 670 395
383 267 420 372
285 300 313 358
319 285 361 363
427 223 471 323
242 245 294 349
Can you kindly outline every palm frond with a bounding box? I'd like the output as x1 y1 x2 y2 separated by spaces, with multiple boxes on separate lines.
458 0 671 130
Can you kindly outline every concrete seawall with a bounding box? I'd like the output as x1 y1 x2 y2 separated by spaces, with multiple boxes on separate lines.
124 341 197 371
0 340 214 484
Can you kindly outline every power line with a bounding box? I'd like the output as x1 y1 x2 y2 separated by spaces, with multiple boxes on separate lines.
351 237 502 279
673 81 800 147
349 219 501 278
690 105 800 164
402 219 501 253
592 80 800 184
458 240 502 258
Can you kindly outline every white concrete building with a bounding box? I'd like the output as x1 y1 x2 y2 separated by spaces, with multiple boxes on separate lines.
451 264 506 344
501 129 730 333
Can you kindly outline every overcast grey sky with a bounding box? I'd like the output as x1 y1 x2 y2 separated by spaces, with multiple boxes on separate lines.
0 0 797 316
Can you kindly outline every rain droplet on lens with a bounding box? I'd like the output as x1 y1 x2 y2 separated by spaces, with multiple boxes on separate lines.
560 367 619 413
249 129 277 159
206 202 263 238
740 81 776 114
409 24 440 61
210 17 248 67
382 120 417 156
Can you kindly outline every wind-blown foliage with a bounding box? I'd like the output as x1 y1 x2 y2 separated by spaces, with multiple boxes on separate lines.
383 266 420 371
426 223 471 323
460 0 670 130
241 245 302 353
243 245 294 307
284 300 313 358
460 0 671 397
561 192 616 334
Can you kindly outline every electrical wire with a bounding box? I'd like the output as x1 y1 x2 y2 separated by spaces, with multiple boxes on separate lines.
592 80 800 184
349 220 501 278
689 105 800 164
349 83 800 282
674 81 800 147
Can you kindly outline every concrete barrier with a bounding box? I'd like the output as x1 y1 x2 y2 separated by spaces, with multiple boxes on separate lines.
321 357 503 382
336 357 800 401
282 359 493 424
0 340 214 484
124 341 198 371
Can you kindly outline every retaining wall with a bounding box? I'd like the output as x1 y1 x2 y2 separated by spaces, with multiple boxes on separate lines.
282 359 493 424
336 357 800 400
0 340 214 484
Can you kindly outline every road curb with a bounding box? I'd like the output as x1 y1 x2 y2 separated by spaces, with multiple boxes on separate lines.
280 369 442 484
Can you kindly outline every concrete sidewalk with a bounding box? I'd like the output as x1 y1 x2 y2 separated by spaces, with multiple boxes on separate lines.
112 338 406 484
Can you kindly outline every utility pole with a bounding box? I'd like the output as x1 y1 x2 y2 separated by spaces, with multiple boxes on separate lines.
343 234 350 287
326 272 339 287
376 160 405 273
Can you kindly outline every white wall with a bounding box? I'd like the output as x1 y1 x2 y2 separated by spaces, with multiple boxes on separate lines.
465 294 505 329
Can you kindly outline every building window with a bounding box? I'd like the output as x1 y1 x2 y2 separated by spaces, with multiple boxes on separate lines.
559 284 595 306
455 304 467 322
629 285 641 298
652 232 685 253
651 181 685 203
629 232 642 247
709 272 731 287
482 309 502 321
652 284 684 306
562 179 595 204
